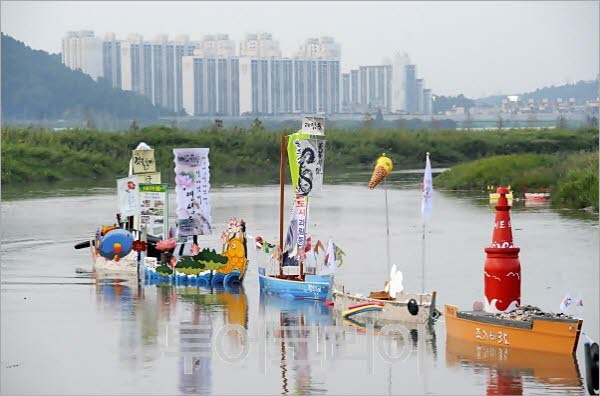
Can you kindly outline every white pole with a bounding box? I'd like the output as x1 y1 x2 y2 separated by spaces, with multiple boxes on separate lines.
421 222 426 294
384 177 391 275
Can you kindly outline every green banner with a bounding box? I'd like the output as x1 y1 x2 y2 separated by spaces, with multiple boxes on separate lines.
287 131 311 192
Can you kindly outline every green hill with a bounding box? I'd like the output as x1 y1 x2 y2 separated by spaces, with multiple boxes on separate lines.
476 79 599 106
1 33 170 122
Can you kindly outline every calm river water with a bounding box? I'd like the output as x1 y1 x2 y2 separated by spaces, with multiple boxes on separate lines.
1 174 598 395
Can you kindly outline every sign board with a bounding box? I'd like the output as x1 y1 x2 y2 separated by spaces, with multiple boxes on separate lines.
117 176 140 217
135 172 162 185
131 149 156 174
302 116 325 136
139 184 168 238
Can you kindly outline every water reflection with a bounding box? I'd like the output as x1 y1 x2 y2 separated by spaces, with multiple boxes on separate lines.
259 294 332 395
93 278 249 395
446 336 584 395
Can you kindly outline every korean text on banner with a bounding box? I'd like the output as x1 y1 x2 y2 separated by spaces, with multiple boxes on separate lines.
132 149 156 174
117 176 140 217
173 148 212 237
139 184 168 238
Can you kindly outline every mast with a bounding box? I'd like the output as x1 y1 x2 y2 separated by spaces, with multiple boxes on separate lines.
279 134 287 277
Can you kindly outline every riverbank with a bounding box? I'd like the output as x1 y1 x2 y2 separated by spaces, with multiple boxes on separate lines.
2 126 598 185
435 151 599 210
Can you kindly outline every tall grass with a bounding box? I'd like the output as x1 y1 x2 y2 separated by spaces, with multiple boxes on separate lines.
2 126 598 187
435 151 599 210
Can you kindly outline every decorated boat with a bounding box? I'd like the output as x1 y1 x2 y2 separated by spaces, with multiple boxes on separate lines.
332 153 438 325
76 142 166 275
255 117 340 299
77 144 248 286
144 147 249 287
445 187 583 355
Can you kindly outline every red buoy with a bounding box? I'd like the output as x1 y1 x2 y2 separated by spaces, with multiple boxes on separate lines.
484 186 521 313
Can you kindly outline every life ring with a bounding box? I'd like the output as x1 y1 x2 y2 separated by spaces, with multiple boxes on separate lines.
211 273 225 286
224 270 241 286
407 299 419 316
585 342 599 395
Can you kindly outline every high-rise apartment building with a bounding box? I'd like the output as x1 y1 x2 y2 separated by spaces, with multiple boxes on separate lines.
120 34 197 112
404 64 418 114
416 78 424 114
423 89 432 115
341 73 350 110
102 33 121 88
392 52 410 112
238 58 339 115
343 65 392 112
193 34 235 57
62 30 103 80
295 37 341 59
182 55 239 116
239 32 282 58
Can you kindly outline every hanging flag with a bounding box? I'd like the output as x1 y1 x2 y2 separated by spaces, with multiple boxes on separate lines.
287 133 326 197
421 152 433 222
173 148 212 236
284 195 309 257
560 293 573 312
321 238 344 275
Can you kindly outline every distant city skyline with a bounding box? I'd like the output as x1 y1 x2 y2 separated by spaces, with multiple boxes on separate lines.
1 1 598 98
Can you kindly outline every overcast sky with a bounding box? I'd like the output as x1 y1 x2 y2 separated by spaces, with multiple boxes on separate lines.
1 1 598 97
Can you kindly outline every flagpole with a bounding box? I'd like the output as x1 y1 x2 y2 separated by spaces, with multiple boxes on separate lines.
421 152 431 295
384 177 391 275
421 221 426 294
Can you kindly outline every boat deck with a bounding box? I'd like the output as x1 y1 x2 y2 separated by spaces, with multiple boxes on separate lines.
457 310 579 330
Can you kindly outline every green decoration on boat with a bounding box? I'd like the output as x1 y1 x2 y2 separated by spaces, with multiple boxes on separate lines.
176 248 229 274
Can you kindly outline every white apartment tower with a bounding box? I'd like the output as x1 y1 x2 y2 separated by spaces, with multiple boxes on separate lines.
102 32 121 88
181 54 240 116
61 30 103 80
120 34 197 112
193 34 235 57
296 37 341 59
392 52 410 112
239 32 282 58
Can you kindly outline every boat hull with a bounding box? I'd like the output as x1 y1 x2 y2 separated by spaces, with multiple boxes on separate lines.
333 289 437 325
258 272 332 299
92 250 138 275
444 304 582 355
524 193 550 201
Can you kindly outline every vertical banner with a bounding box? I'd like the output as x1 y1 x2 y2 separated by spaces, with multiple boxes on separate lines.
117 177 140 217
173 148 212 236
283 195 309 262
139 184 168 238
287 135 326 196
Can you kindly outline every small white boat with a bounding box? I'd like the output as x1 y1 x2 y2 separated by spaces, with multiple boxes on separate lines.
332 286 438 325
524 192 550 201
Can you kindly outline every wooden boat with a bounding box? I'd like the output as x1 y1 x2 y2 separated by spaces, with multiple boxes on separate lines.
445 187 584 356
524 192 550 201
445 304 582 354
333 286 437 325
257 117 335 300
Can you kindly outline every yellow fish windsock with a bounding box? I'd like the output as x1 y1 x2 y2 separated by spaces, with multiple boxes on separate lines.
369 153 394 189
